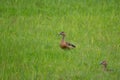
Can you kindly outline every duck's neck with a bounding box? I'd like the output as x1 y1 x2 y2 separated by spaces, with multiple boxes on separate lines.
103 64 107 71
62 35 65 41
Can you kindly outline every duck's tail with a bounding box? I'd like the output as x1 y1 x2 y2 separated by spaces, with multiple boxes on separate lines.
70 44 76 48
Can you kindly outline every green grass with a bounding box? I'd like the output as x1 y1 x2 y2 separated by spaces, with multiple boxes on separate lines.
0 0 120 80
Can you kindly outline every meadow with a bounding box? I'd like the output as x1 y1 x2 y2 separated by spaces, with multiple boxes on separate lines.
0 0 120 80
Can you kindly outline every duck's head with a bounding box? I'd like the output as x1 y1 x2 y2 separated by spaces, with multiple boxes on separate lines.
100 60 107 66
59 31 66 36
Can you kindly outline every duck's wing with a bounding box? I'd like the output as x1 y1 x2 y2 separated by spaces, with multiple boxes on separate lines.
66 42 76 48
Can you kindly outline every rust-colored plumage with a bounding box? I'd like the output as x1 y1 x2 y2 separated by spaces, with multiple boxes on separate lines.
59 32 76 49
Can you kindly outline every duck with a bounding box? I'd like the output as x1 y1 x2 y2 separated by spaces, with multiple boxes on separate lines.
100 60 113 72
59 32 76 49
100 60 107 71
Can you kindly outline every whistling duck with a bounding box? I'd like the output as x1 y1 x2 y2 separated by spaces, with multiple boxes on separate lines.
59 32 76 49
100 61 107 71
100 60 113 71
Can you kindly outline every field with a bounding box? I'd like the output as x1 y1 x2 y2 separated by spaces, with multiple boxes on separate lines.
0 0 120 80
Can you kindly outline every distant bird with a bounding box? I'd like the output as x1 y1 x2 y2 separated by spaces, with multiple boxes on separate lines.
100 60 107 71
59 32 76 49
100 60 113 72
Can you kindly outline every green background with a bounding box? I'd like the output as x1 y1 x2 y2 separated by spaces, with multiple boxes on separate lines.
0 0 120 80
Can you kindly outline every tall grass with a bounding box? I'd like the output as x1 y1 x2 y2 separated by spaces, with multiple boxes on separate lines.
0 0 120 80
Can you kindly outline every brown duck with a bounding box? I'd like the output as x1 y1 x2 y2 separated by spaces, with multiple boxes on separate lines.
100 60 113 72
100 61 107 71
59 32 76 49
